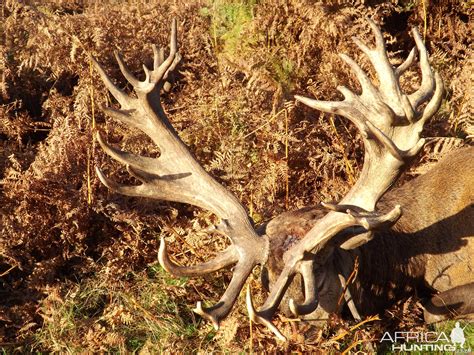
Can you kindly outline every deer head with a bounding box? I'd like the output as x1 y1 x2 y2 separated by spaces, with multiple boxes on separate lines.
94 19 443 340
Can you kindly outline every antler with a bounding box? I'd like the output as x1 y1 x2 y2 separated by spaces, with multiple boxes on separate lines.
93 19 269 330
247 19 443 340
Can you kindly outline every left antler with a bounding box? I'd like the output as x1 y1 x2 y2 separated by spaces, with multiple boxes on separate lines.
246 19 443 340
93 19 269 330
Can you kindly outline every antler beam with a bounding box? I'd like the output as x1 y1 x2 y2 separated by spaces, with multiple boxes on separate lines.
94 19 269 330
247 19 443 340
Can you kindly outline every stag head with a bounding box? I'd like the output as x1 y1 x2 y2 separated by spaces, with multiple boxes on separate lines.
94 18 443 340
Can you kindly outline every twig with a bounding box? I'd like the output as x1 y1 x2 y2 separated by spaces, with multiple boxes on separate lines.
284 107 289 210
243 108 286 139
0 264 17 277
329 314 380 343
337 256 359 310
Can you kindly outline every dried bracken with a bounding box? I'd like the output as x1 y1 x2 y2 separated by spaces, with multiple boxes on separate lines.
0 0 472 352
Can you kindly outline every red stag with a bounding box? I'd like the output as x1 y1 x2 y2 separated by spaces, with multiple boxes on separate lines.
93 19 473 340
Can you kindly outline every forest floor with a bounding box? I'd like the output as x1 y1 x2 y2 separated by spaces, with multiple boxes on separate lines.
0 0 472 352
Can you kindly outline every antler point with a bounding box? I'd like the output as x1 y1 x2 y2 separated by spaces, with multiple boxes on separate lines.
193 301 221 330
289 298 299 317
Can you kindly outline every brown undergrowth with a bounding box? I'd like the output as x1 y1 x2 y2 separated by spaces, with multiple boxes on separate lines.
0 0 472 352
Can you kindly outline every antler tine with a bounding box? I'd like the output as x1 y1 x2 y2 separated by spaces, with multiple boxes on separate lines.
91 57 134 109
194 260 261 330
246 285 287 341
152 45 165 68
409 28 435 109
158 239 238 276
352 19 442 124
95 19 269 329
419 71 443 125
351 19 403 114
153 18 178 81
114 50 141 88
395 46 417 77
248 19 443 339
100 107 143 130
96 132 163 174
288 259 319 317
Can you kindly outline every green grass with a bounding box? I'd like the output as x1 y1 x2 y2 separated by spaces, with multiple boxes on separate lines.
200 0 258 57
32 267 207 353
200 1 297 102
434 320 474 351
272 56 296 92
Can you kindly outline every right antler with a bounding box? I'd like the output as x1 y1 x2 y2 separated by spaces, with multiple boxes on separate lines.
246 19 443 340
93 20 269 330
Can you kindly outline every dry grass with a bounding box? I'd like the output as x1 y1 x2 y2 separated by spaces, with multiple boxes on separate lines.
0 0 472 352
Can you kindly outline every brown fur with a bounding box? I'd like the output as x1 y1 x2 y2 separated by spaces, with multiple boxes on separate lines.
262 146 474 321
